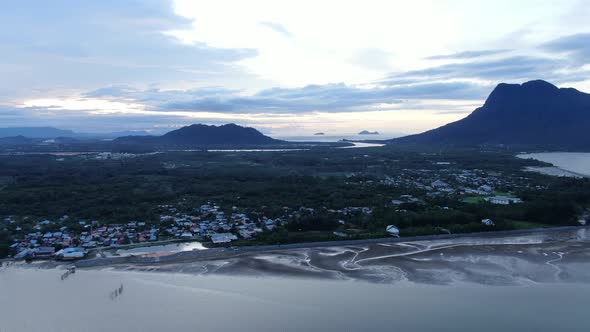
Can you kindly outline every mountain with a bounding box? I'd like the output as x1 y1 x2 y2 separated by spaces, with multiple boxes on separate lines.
0 127 76 138
0 135 34 145
0 127 155 139
392 80 590 148
358 130 379 135
114 123 283 146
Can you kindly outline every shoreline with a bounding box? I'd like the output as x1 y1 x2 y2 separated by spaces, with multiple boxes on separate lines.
6 225 589 286
71 225 588 269
517 152 590 178
523 165 588 178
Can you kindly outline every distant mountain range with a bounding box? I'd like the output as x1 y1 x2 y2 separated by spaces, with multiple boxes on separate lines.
392 80 590 148
114 123 283 146
0 127 76 138
0 135 34 145
0 127 152 139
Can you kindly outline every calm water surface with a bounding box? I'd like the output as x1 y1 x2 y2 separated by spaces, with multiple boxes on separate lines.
1 267 589 332
518 152 590 176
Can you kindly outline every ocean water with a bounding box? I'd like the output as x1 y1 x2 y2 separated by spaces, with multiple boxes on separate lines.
518 152 590 176
275 134 396 142
1 267 589 332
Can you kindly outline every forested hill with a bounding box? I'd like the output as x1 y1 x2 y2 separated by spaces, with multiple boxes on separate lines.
392 80 590 148
114 123 283 146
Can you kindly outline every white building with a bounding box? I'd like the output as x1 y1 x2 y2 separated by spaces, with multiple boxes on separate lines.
478 185 494 192
386 225 400 237
211 233 238 244
55 247 87 260
180 232 193 239
485 196 522 205
481 219 495 226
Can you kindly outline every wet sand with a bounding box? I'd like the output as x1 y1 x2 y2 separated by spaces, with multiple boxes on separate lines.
78 227 590 285
518 152 590 178
523 165 586 178
3 228 590 331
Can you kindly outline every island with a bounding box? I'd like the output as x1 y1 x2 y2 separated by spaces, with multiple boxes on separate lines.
358 130 379 135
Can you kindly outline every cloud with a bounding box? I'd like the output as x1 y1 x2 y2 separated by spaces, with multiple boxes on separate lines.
2 0 589 135
425 49 510 60
125 81 488 114
350 48 394 72
258 21 292 38
0 104 197 134
542 33 590 65
76 37 590 121
0 0 257 102
383 56 563 83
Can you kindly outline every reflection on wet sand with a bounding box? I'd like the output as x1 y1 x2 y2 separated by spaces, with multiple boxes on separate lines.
103 228 590 285
2 228 590 332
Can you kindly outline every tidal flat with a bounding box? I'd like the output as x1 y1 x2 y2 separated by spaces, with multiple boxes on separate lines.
81 227 590 285
3 228 590 332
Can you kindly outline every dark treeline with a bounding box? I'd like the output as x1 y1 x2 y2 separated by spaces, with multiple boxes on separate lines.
0 146 588 255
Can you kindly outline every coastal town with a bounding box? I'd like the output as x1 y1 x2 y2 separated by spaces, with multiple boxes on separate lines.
2 160 539 262
4 202 275 260
379 165 529 205
4 198 383 261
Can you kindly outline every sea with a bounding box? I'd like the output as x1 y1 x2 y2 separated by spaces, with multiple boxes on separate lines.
1 267 589 332
518 152 590 177
274 134 396 142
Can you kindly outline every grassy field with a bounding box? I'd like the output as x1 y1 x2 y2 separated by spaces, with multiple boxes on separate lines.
463 196 485 204
493 191 517 198
463 191 518 204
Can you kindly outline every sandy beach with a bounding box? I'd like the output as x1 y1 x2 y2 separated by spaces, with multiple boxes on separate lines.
518 152 590 178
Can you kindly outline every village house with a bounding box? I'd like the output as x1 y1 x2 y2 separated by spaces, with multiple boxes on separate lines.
485 196 523 205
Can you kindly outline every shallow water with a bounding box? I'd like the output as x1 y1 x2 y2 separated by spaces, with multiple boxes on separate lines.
113 241 206 257
518 152 590 176
100 227 590 285
338 141 386 149
1 267 589 332
276 134 395 142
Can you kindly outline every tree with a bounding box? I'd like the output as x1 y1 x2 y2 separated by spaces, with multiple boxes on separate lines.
0 244 8 258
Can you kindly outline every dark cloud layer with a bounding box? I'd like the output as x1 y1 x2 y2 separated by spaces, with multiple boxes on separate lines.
384 56 562 83
84 81 487 115
542 33 590 64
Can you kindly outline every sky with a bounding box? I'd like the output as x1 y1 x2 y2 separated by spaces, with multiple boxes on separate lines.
1 0 590 137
